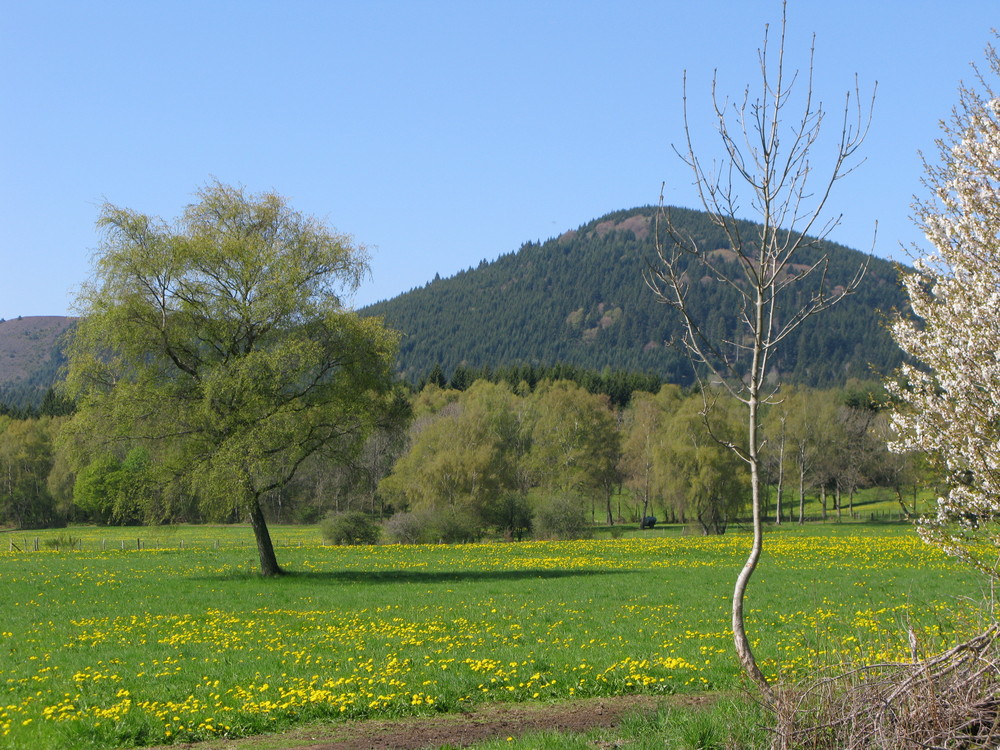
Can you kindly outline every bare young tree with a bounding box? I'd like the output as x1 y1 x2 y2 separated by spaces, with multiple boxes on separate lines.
645 3 874 695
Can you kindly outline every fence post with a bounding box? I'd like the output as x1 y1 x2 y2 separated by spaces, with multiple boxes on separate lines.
34 537 39 552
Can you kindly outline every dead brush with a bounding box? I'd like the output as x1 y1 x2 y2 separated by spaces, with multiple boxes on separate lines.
770 625 1000 749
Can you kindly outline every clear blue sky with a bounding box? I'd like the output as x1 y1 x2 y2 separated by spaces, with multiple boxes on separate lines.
1 1 995 320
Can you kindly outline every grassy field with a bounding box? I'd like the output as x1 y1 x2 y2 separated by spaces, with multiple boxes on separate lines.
0 523 988 749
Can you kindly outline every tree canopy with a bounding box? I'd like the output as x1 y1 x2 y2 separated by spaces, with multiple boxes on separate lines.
64 181 398 575
888 42 1000 576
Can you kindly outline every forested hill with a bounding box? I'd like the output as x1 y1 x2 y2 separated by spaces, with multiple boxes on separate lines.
0 316 75 408
361 206 906 388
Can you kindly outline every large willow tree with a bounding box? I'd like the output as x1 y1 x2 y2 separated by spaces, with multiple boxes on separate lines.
65 181 398 576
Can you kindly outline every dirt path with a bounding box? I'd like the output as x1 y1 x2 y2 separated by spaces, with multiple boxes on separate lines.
157 694 712 750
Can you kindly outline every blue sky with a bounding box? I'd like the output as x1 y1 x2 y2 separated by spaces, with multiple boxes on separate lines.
1 1 996 320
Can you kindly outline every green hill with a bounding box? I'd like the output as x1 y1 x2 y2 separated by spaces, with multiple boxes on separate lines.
361 206 906 388
0 207 906 405
0 316 75 408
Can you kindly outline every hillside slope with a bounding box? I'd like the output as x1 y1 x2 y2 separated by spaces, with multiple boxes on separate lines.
362 206 905 387
0 316 75 407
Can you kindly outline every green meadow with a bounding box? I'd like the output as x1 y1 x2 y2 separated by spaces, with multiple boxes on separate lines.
0 524 988 749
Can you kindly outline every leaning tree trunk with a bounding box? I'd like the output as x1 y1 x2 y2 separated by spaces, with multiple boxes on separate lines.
248 494 283 577
731 296 774 699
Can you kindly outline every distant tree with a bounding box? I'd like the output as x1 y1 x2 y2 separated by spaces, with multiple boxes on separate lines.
423 364 447 389
0 417 61 528
346 389 412 517
532 492 592 540
780 387 837 524
379 381 530 536
620 385 683 522
72 453 121 523
39 388 74 417
64 181 397 576
655 394 750 534
644 3 873 692
527 380 620 524
320 510 381 546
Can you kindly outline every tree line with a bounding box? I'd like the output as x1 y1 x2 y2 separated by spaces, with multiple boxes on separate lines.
0 374 926 539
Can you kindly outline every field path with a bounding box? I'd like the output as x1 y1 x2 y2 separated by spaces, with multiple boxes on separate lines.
149 694 711 749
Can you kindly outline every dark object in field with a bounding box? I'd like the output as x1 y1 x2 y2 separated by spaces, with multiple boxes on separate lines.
640 516 657 529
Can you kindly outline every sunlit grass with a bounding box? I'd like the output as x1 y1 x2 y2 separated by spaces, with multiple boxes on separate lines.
0 524 986 749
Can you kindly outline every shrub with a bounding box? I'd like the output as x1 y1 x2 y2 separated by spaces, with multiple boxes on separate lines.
432 509 481 543
382 511 426 544
532 494 592 540
319 511 381 546
382 508 481 544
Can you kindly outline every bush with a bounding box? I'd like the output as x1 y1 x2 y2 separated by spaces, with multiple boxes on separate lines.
382 511 426 544
319 511 381 546
532 494 592 540
382 508 481 544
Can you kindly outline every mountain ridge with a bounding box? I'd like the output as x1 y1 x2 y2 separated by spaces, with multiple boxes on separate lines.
0 205 906 405
361 205 906 388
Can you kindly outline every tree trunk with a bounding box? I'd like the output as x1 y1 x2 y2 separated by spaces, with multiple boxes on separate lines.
774 424 785 525
248 494 283 577
797 464 806 525
731 297 773 700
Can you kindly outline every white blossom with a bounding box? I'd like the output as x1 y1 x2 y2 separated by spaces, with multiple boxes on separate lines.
889 41 1000 576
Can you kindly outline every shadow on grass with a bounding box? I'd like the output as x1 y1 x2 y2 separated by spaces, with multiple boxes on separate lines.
197 568 626 585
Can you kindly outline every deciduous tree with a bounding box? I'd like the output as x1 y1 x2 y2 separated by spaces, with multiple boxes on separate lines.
888 41 1000 575
527 381 621 524
644 3 873 693
656 394 750 534
64 181 397 575
379 381 530 537
620 384 683 521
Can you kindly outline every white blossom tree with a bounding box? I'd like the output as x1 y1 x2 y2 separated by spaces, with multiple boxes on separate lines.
888 41 1000 576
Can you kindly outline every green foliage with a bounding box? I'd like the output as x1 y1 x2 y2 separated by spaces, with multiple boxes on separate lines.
63 181 398 574
380 381 530 536
528 381 620 498
532 493 592 540
319 511 381 545
657 396 750 534
362 206 905 390
73 448 158 525
72 454 121 521
0 415 63 528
